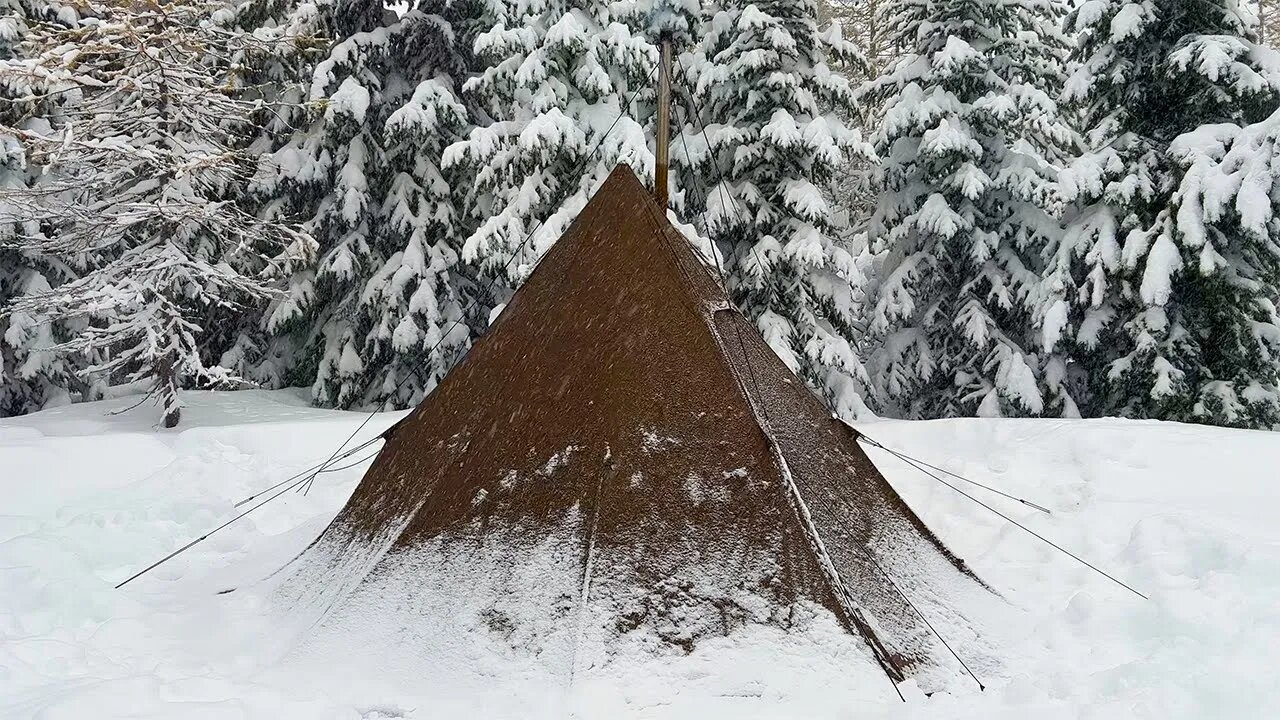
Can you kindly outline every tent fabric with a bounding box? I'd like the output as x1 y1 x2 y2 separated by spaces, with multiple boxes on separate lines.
282 165 988 686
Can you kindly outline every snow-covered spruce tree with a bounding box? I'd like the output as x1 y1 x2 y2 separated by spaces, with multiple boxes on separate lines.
859 0 1075 418
200 0 329 390
819 1 883 342
442 0 658 294
251 0 485 410
0 0 81 415
1162 115 1280 426
0 129 82 417
0 0 312 427
1052 0 1280 426
685 0 876 419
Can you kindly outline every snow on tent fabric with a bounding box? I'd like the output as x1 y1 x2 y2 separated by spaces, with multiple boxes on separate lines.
280 165 991 690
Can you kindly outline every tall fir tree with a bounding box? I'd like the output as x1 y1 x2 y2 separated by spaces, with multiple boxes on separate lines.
685 0 876 419
251 0 486 410
208 0 331 390
860 0 1075 418
1051 0 1280 427
1164 113 1280 425
0 0 81 415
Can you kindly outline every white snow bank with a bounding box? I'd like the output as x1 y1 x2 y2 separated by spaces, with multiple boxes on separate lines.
2 391 1279 718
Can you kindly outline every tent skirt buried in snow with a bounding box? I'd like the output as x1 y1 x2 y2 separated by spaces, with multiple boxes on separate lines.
277 165 994 693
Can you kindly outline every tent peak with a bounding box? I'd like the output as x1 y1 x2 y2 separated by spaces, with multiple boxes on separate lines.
281 167 990 693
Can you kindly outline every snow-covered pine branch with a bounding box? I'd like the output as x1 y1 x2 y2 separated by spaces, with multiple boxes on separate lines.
444 0 658 285
0 0 314 427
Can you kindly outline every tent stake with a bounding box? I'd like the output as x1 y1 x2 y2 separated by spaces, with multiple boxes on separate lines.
865 554 986 691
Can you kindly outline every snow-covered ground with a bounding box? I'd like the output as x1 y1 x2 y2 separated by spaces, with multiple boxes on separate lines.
2 390 1278 719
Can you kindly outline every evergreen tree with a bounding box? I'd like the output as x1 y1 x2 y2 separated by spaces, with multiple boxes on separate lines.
206 0 330 390
1052 0 1280 426
1164 113 1280 426
252 0 486 410
0 0 81 415
443 0 658 290
0 0 312 427
686 0 876 419
860 0 1074 418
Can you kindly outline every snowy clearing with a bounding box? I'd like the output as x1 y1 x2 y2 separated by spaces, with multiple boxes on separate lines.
2 390 1278 719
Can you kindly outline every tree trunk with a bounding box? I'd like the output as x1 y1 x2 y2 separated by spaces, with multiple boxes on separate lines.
156 357 181 429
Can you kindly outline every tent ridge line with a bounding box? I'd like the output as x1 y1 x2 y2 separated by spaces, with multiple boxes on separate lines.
699 306 906 687
772 440 906 683
297 491 435 629
627 184 908 685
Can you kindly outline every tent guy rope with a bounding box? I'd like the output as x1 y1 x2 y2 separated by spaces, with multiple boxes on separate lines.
232 434 384 508
856 433 1052 514
864 551 986 691
112 433 378 588
112 68 657 589
857 433 1148 600
666 59 1146 605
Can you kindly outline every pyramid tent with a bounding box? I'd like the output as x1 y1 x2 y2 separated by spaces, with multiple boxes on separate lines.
282 165 989 690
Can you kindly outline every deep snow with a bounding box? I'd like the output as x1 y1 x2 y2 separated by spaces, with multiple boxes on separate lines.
2 390 1278 718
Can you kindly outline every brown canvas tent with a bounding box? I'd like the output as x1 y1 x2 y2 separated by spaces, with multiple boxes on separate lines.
282 165 989 692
